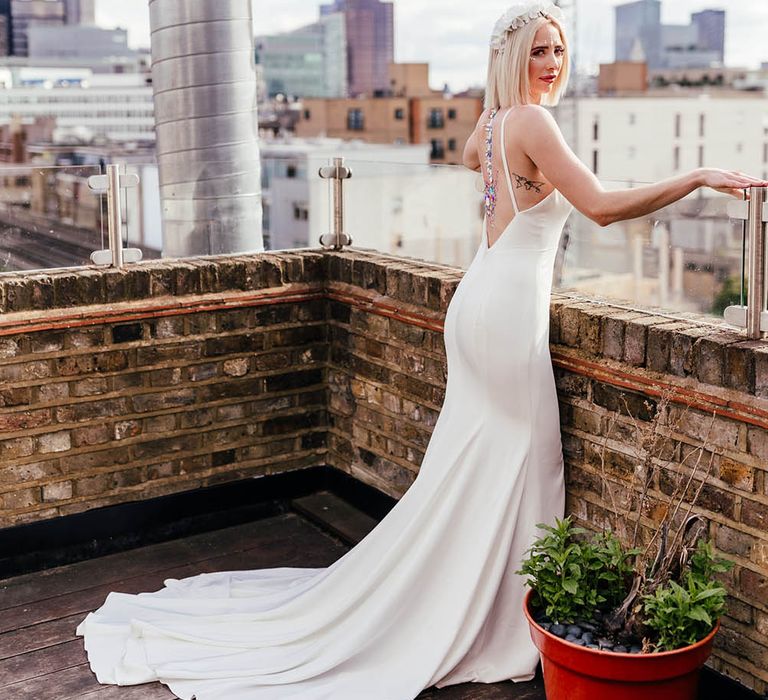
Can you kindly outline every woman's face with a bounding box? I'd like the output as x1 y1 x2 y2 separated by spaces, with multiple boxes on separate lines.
527 22 565 104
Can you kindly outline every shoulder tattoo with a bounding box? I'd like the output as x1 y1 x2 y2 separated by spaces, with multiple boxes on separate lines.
512 173 545 193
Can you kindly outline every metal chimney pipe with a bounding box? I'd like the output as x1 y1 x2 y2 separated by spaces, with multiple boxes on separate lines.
149 0 263 257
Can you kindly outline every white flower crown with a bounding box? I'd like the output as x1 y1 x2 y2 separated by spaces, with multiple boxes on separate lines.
490 1 565 50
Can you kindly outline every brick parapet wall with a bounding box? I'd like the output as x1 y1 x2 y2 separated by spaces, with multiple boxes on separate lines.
0 253 330 527
323 251 768 694
1 248 767 692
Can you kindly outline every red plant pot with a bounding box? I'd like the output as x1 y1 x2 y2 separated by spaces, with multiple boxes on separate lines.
523 589 719 700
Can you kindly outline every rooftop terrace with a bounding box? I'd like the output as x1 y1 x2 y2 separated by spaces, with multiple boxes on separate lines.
0 248 766 698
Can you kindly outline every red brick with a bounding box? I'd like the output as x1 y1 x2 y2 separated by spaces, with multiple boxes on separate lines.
37 431 71 454
742 499 768 531
132 389 195 413
0 409 52 431
72 424 110 448
56 398 128 423
740 567 768 601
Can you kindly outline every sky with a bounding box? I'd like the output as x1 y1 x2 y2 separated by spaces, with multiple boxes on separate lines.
95 1 768 93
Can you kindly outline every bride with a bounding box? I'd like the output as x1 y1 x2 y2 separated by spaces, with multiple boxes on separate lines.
77 3 765 699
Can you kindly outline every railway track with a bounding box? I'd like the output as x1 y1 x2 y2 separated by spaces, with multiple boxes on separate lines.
0 208 158 272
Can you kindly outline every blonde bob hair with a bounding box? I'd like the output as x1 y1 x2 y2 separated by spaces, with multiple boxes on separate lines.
484 14 570 109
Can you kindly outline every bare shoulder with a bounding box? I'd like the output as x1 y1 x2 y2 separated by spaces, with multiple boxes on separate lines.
515 104 558 129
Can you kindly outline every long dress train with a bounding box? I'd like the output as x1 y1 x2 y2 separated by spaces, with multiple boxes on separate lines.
75 107 574 699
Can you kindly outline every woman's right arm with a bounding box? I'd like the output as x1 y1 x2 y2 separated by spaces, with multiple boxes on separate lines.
519 105 767 227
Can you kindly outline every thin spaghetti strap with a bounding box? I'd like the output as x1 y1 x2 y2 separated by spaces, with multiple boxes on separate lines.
499 108 519 215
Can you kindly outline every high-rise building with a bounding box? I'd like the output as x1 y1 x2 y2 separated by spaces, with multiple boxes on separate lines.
320 0 393 97
28 25 130 59
615 0 662 69
616 1 726 70
63 0 94 25
692 9 725 65
10 0 65 57
0 0 11 56
256 12 347 98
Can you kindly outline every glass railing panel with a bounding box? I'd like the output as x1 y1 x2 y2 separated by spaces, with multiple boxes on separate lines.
0 164 104 273
120 161 162 263
333 158 482 269
555 181 740 321
149 158 262 258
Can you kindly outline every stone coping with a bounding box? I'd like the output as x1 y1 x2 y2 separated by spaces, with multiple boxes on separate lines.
1 248 765 402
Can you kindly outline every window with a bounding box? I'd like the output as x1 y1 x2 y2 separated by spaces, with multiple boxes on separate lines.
286 162 297 178
292 202 308 221
698 145 704 168
673 145 680 171
303 109 311 120
394 107 404 120
592 149 598 174
628 113 636 125
592 116 599 141
764 143 768 163
674 113 681 138
430 139 445 160
448 108 457 120
699 113 705 138
263 202 270 232
448 138 457 151
736 143 743 154
347 108 364 131
428 108 444 129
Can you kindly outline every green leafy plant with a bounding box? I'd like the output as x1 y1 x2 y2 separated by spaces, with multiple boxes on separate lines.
517 516 635 624
643 541 732 651
521 389 736 653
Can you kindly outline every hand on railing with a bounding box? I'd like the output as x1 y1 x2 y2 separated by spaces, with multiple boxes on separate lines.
697 167 768 199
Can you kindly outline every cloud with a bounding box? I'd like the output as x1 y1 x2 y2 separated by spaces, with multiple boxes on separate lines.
94 1 768 90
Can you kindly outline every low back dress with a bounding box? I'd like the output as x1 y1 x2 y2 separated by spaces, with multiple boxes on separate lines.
76 106 574 700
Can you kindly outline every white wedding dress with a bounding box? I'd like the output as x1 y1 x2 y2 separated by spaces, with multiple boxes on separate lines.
76 108 573 700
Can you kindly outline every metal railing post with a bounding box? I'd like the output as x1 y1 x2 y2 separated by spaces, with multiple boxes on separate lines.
106 164 124 267
318 157 352 250
724 186 768 338
747 186 766 338
87 164 142 267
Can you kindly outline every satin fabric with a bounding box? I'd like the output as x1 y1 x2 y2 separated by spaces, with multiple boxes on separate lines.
76 108 573 699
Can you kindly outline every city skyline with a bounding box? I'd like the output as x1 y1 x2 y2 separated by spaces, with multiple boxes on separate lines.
95 1 768 93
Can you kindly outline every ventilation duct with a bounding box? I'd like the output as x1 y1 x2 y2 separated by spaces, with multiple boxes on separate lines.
149 0 262 256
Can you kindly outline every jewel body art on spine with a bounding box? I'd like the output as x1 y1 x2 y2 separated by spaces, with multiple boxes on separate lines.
484 108 499 227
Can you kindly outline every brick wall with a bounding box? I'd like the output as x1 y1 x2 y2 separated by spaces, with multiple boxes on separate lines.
324 252 462 496
0 248 766 693
322 251 768 694
0 254 329 527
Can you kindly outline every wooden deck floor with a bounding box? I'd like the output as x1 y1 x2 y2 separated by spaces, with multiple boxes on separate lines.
0 495 545 699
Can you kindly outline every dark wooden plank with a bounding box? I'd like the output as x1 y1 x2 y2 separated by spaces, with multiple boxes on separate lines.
0 638 82 686
417 678 546 699
0 613 84 659
292 490 377 544
80 683 176 699
0 514 299 611
0 527 347 637
1 663 104 699
0 514 350 700
0 639 174 698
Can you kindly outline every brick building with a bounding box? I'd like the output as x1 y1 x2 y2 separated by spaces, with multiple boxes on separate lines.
295 62 482 164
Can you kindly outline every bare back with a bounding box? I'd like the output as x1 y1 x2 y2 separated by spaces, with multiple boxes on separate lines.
473 107 556 247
